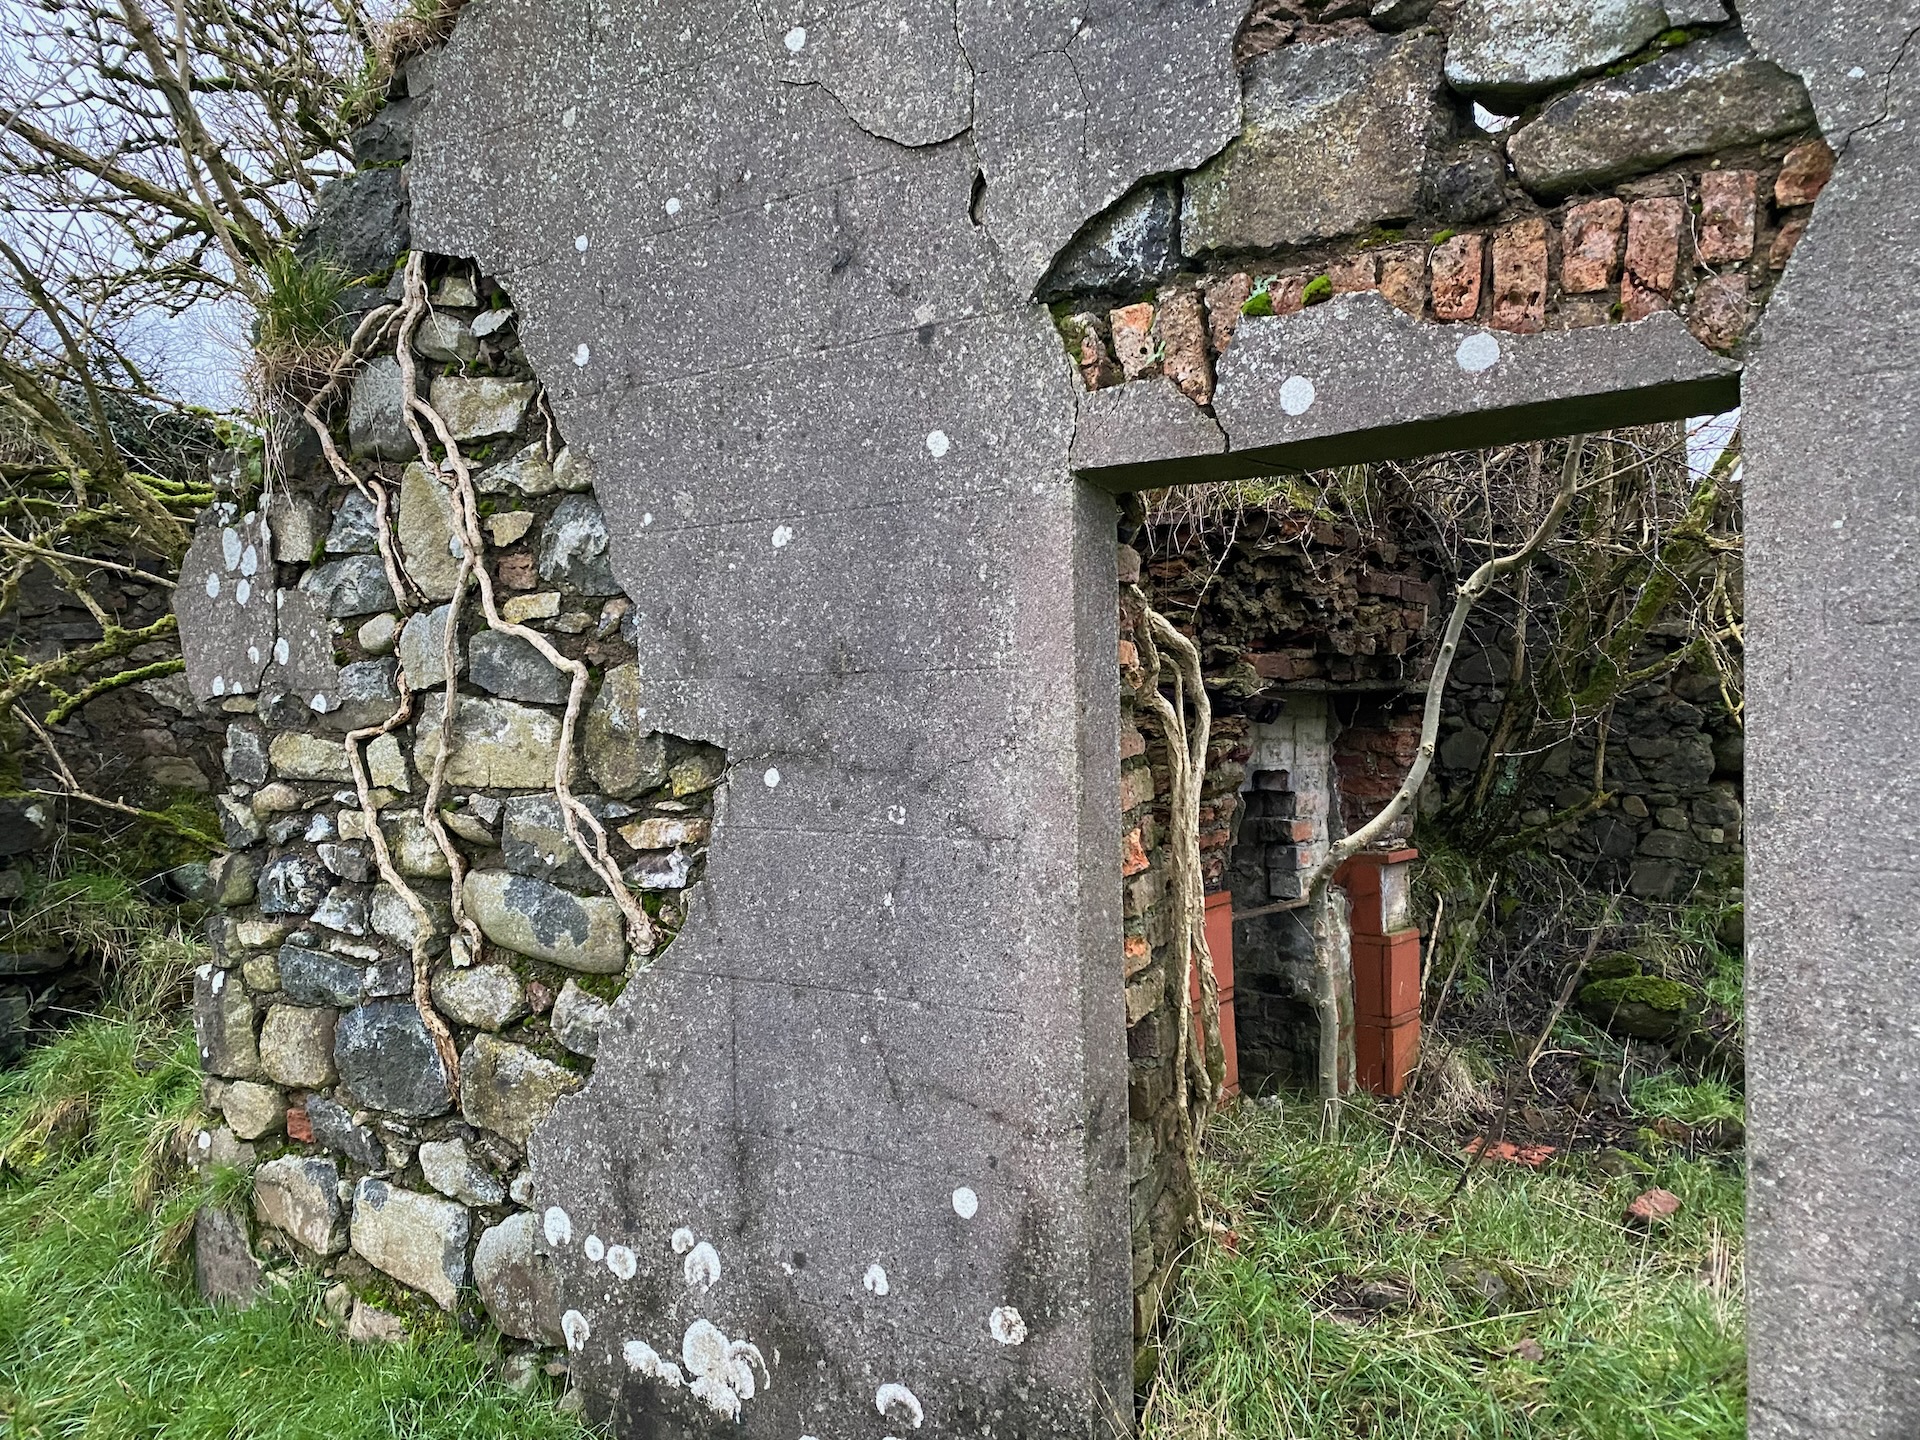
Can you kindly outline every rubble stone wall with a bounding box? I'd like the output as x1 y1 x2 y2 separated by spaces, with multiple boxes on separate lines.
180 65 736 1351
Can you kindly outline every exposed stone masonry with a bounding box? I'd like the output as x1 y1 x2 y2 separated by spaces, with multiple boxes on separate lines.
181 133 728 1345
1048 2 1826 405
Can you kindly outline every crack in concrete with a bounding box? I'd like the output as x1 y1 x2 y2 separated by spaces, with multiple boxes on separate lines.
1842 20 1920 152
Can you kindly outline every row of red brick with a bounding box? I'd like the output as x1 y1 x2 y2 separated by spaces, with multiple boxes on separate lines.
1065 140 1835 404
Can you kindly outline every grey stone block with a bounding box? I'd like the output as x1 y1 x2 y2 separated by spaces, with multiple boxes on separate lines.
1507 32 1816 196
334 1000 453 1118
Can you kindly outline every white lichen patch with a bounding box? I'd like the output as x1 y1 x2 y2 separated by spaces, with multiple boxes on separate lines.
784 25 807 50
607 1243 637 1280
543 1206 573 1247
562 1309 591 1352
876 1382 925 1429
683 1240 721 1289
584 1234 605 1263
573 343 591 367
771 524 794 548
1279 375 1316 416
1455 332 1501 374
673 1320 768 1418
763 767 781 789
670 1225 695 1254
864 1263 890 1296
925 429 951 458
951 1186 979 1219
988 1306 1028 1345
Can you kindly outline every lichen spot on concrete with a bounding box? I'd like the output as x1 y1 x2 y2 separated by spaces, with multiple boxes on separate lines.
624 1339 662 1375
989 1306 1028 1345
1279 376 1317 416
683 1239 721 1289
764 768 781 789
561 105 578 129
771 525 794 549
573 344 590 367
864 1263 890 1296
562 1309 591 1352
222 527 242 569
574 235 588 253
671 1225 695 1254
784 26 807 51
926 429 951 459
273 637 290 665
665 196 681 215
211 676 226 696
584 1234 605 1262
240 544 259 577
607 1243 637 1280
236 579 252 606
1456 332 1501 375
951 1186 978 1219
543 1205 573 1247
211 970 226 995
876 1382 925 1429
205 573 221 599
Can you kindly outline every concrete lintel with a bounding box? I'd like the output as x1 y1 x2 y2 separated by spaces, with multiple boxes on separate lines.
1073 295 1740 491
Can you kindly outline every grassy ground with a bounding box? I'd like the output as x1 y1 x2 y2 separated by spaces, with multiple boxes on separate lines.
0 1014 590 1440
1141 1097 1745 1440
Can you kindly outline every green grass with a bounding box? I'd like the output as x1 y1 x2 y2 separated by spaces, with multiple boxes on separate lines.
1142 1099 1744 1440
0 1016 590 1440
1628 1074 1744 1129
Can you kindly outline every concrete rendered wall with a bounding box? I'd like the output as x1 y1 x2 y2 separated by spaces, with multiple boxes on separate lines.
407 2 1253 1432
1740 4 1920 1436
390 0 1920 1434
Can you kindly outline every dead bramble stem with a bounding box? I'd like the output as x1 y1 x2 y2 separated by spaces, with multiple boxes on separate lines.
393 253 656 960
1127 585 1225 1222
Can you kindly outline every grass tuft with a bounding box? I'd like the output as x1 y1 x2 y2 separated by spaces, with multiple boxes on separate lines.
0 1016 590 1440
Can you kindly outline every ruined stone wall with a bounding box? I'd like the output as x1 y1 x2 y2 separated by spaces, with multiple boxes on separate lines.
1130 490 1742 1092
1044 1 1827 405
181 66 734 1351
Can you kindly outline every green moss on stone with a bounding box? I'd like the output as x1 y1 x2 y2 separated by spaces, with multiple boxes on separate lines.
1428 229 1457 247
1579 975 1700 1014
1240 288 1275 318
1301 275 1333 306
1588 952 1642 982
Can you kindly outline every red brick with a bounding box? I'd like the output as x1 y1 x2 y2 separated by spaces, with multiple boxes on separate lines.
1122 827 1150 877
1202 272 1252 356
1269 274 1308 316
1120 722 1146 760
1561 198 1624 294
1109 303 1159 381
1490 217 1549 334
1062 313 1123 391
285 1106 313 1143
1118 639 1139 668
497 552 536 590
1696 170 1758 264
1123 932 1153 977
1687 272 1751 353
1156 286 1214 406
1622 197 1685 321
1251 649 1322 681
1775 139 1836 207
1328 252 1378 293
1429 234 1484 321
1377 244 1428 316
1770 216 1808 270
1354 1016 1420 1097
